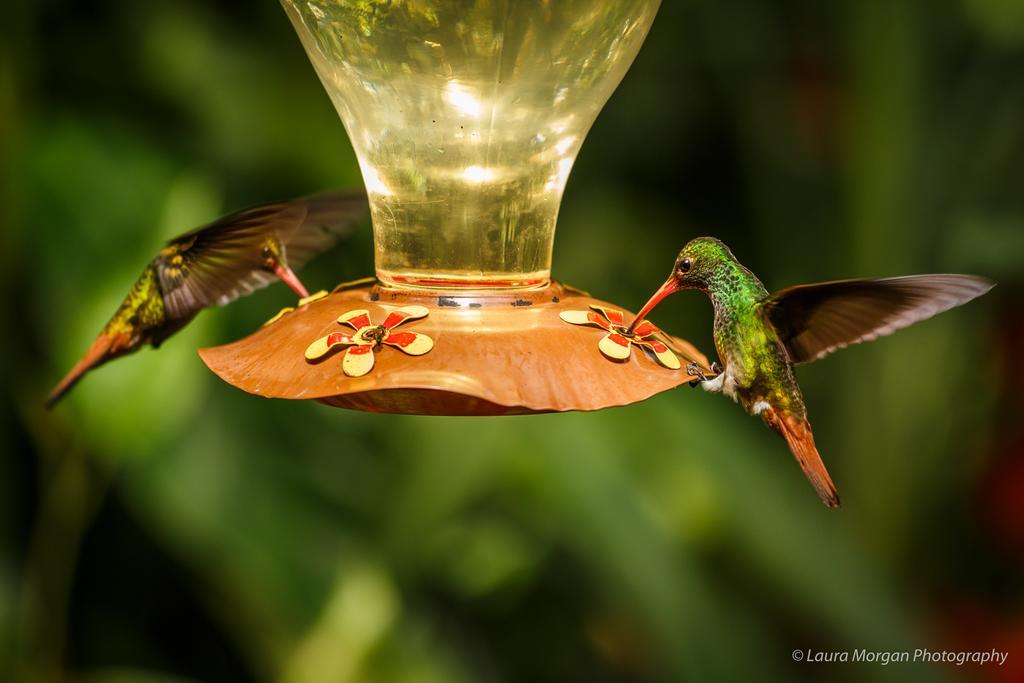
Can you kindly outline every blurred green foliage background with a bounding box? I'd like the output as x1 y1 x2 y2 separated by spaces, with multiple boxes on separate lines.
3 1 1024 682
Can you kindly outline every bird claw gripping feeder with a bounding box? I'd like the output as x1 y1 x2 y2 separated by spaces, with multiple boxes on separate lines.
199 0 713 415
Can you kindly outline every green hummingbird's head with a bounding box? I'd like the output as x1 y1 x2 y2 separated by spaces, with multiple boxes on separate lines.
260 236 310 298
670 237 738 290
627 237 739 331
260 237 285 272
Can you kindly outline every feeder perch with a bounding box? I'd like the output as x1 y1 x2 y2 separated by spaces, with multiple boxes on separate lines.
200 0 713 415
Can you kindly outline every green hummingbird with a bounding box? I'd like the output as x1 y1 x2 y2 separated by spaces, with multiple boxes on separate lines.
47 189 368 407
629 237 994 507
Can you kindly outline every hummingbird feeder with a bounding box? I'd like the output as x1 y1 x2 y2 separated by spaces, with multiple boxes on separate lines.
199 0 712 415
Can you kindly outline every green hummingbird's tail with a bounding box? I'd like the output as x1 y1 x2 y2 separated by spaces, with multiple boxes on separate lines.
763 406 841 508
46 333 116 408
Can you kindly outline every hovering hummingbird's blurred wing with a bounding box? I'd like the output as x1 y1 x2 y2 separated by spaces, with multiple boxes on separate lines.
277 189 368 269
760 274 994 364
156 190 368 320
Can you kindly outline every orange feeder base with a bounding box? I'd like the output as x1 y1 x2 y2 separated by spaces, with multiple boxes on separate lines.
199 280 713 416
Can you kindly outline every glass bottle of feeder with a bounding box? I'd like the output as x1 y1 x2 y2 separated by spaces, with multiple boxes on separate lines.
200 0 711 415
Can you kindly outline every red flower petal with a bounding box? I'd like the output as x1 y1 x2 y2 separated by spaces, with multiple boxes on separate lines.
382 310 411 329
587 311 612 330
589 305 625 327
598 332 632 360
342 345 375 377
338 309 372 330
632 320 656 337
385 331 434 355
608 333 630 347
305 332 356 360
632 339 668 353
326 332 351 346
384 305 430 329
384 331 417 347
632 338 680 369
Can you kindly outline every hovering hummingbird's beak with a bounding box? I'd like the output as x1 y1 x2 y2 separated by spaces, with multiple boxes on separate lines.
627 276 683 334
46 334 115 409
273 262 309 299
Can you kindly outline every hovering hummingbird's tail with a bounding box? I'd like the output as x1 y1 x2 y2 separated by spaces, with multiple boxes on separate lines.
46 334 116 409
762 407 840 508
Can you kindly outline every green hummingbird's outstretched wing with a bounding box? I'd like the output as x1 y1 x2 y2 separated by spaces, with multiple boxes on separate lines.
760 274 994 364
157 189 367 320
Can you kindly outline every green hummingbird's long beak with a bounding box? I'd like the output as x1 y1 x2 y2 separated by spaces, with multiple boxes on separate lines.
274 262 309 299
627 276 682 334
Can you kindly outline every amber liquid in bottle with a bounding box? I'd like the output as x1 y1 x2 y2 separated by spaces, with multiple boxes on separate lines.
284 0 661 289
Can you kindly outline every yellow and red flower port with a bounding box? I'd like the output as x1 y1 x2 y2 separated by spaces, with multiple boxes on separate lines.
305 305 434 377
560 305 681 370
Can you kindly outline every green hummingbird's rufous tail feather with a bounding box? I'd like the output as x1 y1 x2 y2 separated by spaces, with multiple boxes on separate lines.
763 406 840 508
46 333 116 409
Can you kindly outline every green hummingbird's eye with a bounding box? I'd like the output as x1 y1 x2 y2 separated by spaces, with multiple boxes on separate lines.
679 258 692 275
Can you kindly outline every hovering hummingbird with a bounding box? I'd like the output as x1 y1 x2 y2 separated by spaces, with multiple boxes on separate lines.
629 237 994 507
47 189 368 407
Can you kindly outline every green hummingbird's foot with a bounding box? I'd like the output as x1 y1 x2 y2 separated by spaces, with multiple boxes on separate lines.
686 362 709 387
711 361 723 374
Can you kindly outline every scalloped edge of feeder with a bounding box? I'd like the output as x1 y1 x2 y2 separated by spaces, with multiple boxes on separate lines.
198 281 713 416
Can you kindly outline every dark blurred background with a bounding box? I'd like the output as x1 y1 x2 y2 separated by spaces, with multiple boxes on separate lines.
3 1 1024 682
